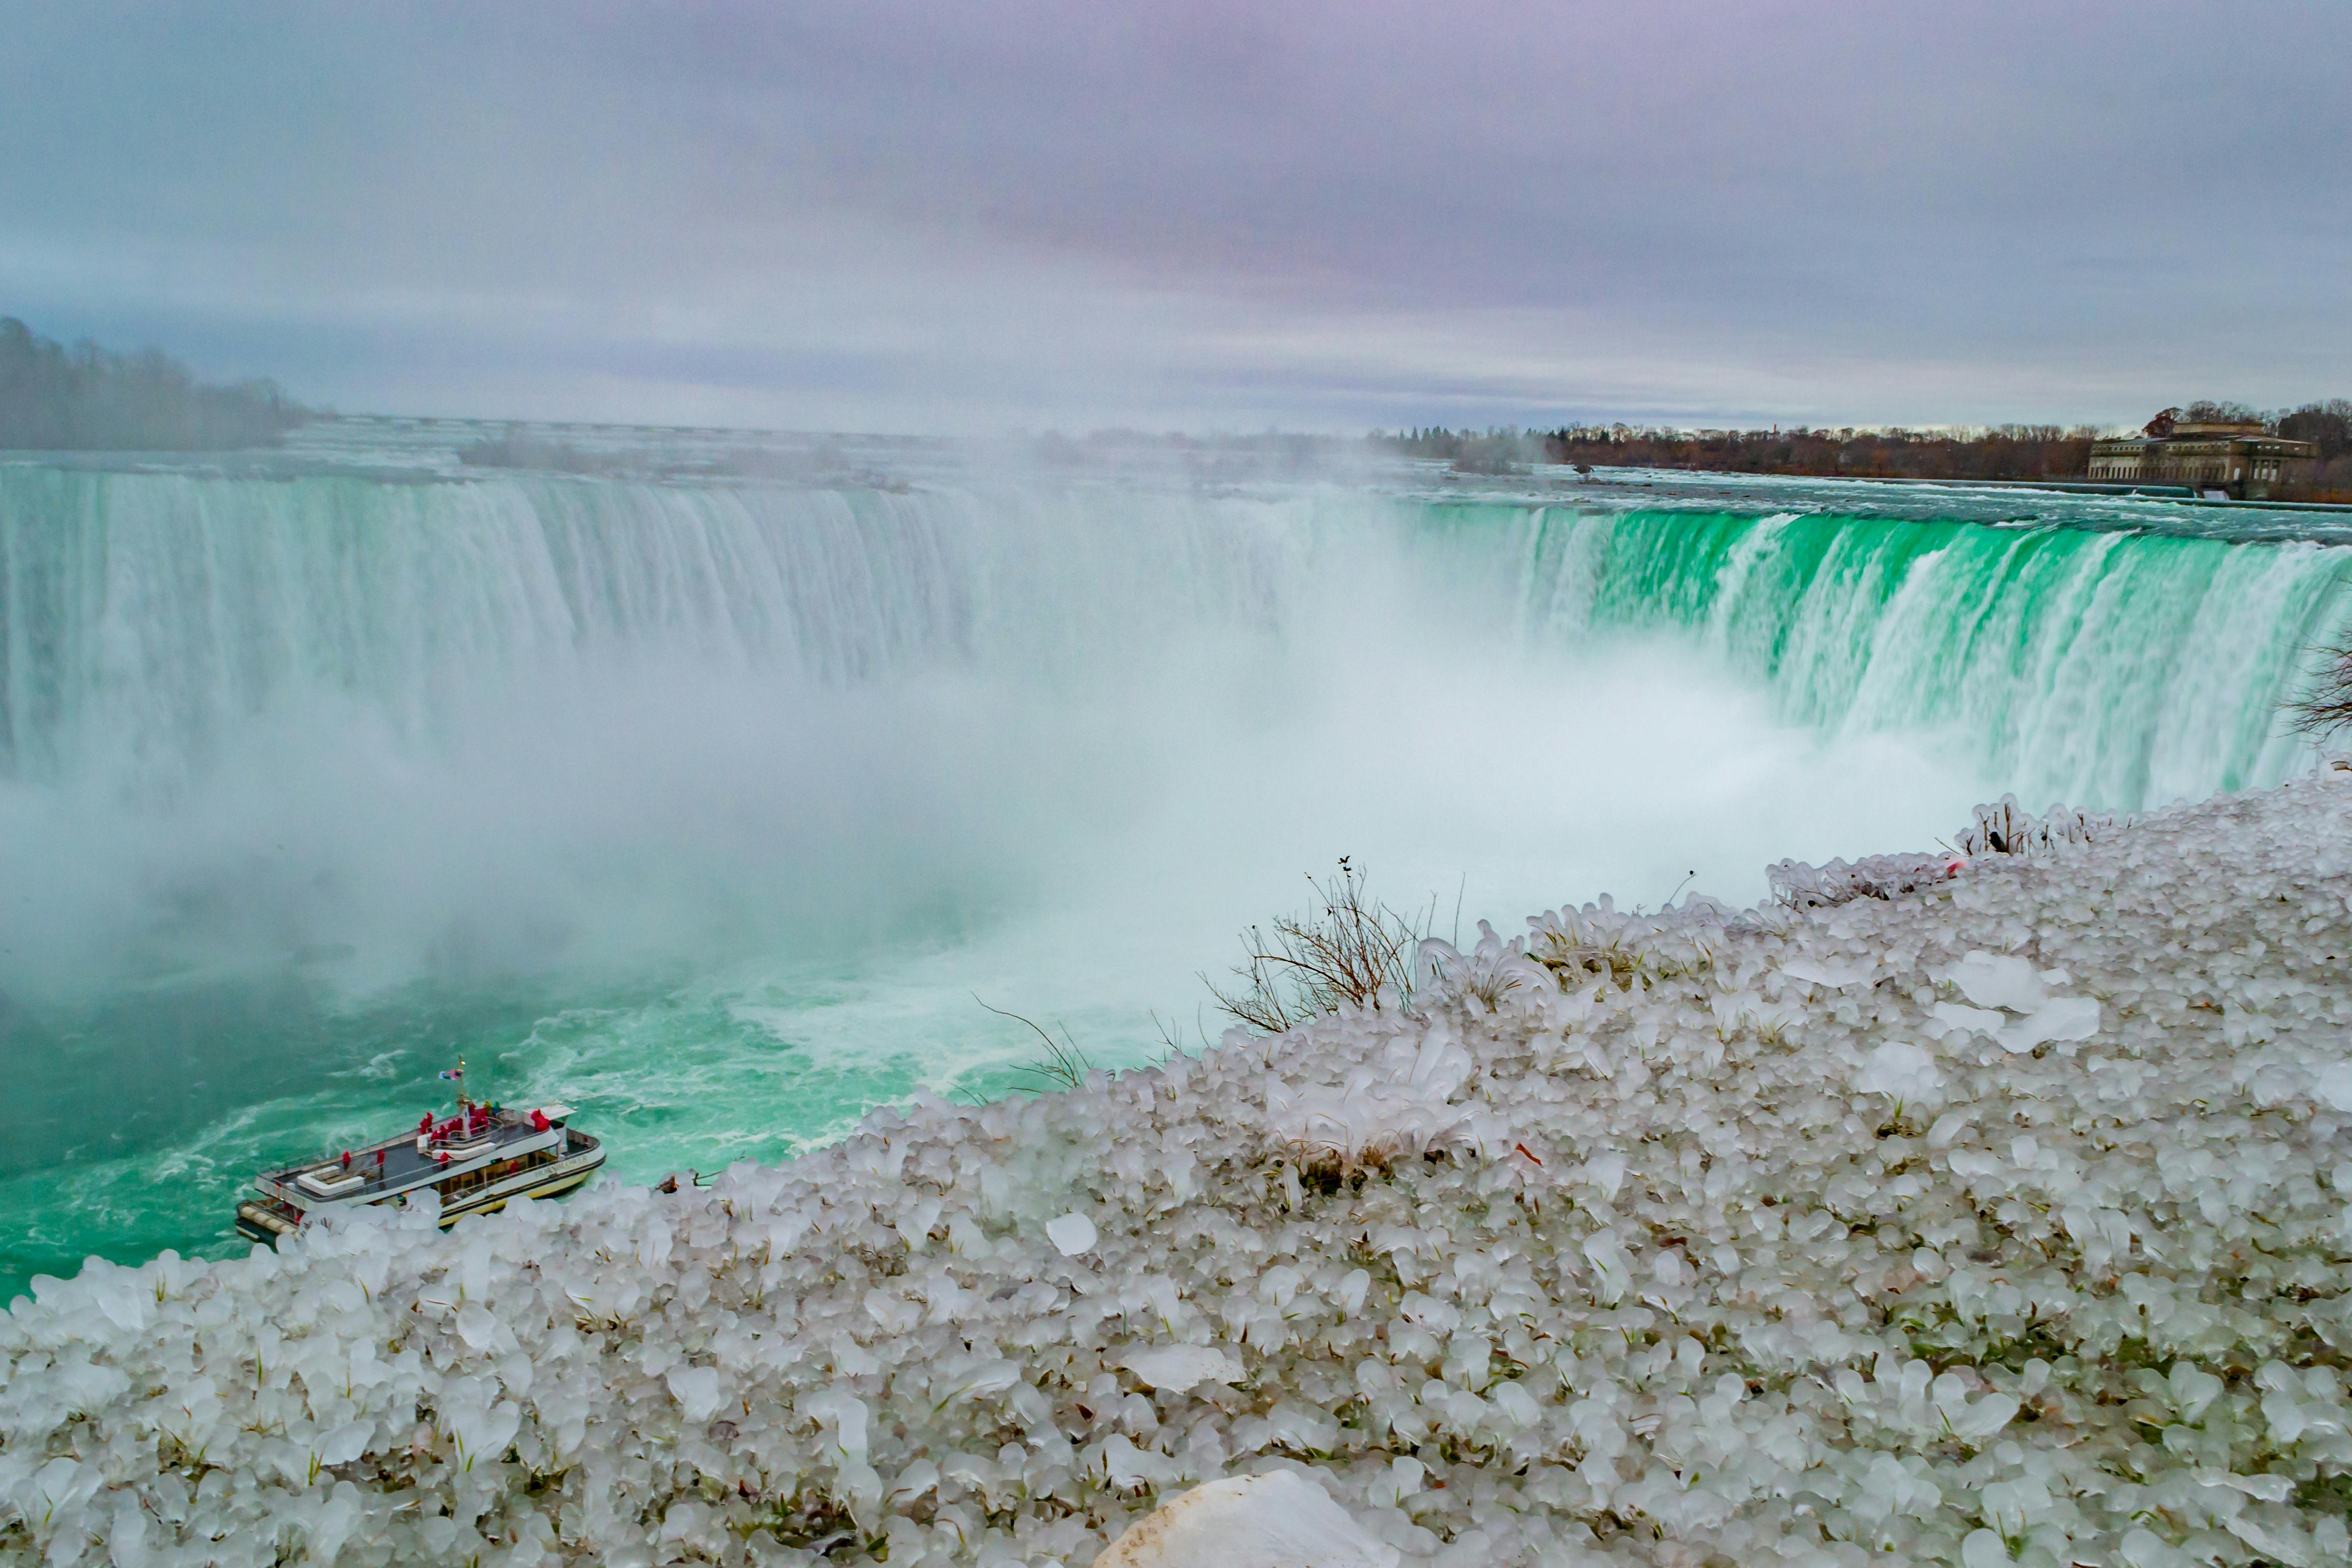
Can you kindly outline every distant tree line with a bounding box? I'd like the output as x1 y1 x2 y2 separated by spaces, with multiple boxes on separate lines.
0 316 313 450
1376 423 2103 483
2267 402 2352 499
1376 398 2352 500
1539 424 2104 483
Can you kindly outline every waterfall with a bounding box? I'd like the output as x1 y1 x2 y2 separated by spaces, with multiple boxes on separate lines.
5 471 2344 811
0 469 1302 791
1467 504 2346 809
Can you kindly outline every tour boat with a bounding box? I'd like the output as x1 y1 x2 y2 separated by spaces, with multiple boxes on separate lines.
233 1064 604 1244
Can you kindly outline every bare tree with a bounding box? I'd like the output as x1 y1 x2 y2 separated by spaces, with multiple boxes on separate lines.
2287 640 2352 740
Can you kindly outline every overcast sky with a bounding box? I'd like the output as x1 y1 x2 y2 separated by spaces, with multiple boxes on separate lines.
4 2 2347 432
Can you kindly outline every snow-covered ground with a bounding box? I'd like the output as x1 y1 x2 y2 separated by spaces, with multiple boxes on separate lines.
10 777 2352 1567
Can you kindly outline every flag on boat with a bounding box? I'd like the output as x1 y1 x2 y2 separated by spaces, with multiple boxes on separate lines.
438 1068 463 1080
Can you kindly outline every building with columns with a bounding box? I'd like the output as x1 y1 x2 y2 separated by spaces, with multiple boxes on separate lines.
2089 410 2317 499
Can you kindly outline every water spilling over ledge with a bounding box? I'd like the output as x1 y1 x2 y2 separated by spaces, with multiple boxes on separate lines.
8 776 2352 1564
4 469 2339 814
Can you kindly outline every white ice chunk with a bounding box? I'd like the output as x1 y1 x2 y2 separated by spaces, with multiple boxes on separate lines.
2120 1527 2194 1568
801 1388 871 1463
2312 1062 2352 1112
1994 997 2100 1054
456 1302 497 1351
1929 1001 2006 1039
313 1418 374 1468
1047 1212 1098 1256
1122 1345 1243 1392
88 1268 151 1334
443 1399 520 1469
1579 1152 1628 1199
1091 1472 1400 1568
1857 1041 1945 1101
2169 1363 2224 1422
1104 1435 1159 1491
667 1365 724 1424
1949 951 2048 1011
1782 955 1875 989
1963 1530 2013 1568
1946 1390 2021 1440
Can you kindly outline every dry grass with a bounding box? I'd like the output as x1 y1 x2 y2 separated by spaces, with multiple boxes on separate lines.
973 995 1093 1090
1278 1142 1395 1195
1529 912 1710 990
1206 859 1426 1034
1530 921 1648 989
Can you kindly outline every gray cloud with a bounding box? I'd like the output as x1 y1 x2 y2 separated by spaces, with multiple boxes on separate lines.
4 1 2346 429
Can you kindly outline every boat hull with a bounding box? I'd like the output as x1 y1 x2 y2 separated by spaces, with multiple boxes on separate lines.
234 1138 606 1246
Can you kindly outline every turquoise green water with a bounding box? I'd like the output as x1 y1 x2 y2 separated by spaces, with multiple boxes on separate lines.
4 464 2346 1298
0 965 1088 1296
1521 507 2337 803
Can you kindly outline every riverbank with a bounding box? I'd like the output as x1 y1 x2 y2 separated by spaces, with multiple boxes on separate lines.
9 777 2352 1566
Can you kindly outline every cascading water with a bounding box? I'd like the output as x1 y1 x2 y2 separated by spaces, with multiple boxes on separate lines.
1484 504 2343 807
10 478 2336 810
2 457 2345 1295
0 469 1294 787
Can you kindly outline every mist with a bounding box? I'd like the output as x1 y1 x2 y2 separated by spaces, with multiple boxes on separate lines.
0 469 1986 1012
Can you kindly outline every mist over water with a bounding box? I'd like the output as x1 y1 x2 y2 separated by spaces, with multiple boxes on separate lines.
3 452 2345 1293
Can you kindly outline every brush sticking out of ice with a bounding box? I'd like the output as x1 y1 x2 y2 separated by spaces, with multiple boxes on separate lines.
10 779 2352 1566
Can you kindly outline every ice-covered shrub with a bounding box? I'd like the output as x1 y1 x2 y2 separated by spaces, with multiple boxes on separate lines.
1261 1021 1479 1180
1767 850 1962 908
1770 794 2126 909
1954 793 2125 857
1518 894 1730 988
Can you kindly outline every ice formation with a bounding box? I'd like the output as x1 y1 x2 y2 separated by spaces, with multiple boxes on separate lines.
1092 1472 1397 1568
11 777 2352 1566
1766 852 1963 910
1767 796 2131 913
1953 798 2127 861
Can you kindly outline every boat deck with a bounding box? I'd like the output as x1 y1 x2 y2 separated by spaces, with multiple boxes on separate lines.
264 1113 555 1202
237 1089 602 1246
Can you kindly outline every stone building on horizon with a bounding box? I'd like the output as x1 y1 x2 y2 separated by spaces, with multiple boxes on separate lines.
2088 409 2317 500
